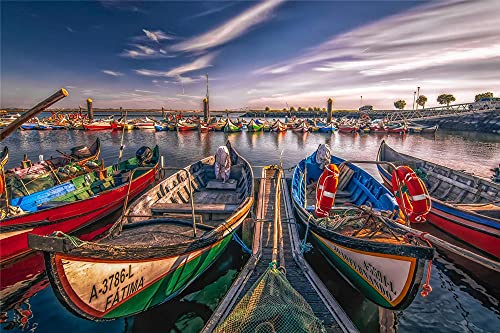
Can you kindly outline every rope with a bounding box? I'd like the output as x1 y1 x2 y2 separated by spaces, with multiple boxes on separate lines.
404 231 433 297
54 231 88 248
232 232 252 254
299 215 313 254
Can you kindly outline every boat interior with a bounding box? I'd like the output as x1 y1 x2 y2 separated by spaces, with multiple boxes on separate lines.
294 160 398 216
126 144 253 232
379 143 499 219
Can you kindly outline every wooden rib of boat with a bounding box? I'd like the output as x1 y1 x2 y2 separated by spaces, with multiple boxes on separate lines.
246 119 263 132
0 146 160 264
224 118 241 132
271 119 287 132
377 140 499 258
5 138 101 198
29 141 254 321
291 145 434 310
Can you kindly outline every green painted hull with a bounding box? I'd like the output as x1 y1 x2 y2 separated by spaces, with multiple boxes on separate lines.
247 124 263 132
103 235 233 319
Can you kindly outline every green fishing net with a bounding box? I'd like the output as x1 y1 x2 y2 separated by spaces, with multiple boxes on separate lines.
214 266 326 333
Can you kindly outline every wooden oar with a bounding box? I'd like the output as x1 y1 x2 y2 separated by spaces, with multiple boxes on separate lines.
0 88 68 141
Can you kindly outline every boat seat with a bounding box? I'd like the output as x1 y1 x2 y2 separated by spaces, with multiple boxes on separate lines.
151 203 239 214
206 179 237 190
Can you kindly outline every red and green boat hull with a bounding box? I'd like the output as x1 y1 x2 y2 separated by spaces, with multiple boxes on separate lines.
44 235 233 320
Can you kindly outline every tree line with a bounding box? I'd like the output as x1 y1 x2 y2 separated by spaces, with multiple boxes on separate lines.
394 92 494 110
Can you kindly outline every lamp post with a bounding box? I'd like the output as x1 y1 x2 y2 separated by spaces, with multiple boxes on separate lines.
360 95 363 108
412 91 417 110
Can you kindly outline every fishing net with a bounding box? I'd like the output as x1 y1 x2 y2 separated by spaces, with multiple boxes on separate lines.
214 266 326 333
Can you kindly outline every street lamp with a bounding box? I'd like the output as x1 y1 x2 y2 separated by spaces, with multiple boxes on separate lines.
412 91 417 110
360 95 363 107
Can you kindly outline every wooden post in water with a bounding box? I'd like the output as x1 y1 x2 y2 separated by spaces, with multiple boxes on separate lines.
87 98 94 121
327 98 333 123
0 88 68 141
120 107 123 117
203 98 209 122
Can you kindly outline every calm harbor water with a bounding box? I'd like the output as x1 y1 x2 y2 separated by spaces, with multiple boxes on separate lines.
1 128 499 332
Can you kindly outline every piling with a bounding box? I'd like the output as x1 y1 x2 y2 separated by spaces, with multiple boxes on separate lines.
203 98 210 122
202 167 357 333
87 98 94 121
120 107 123 117
327 98 333 123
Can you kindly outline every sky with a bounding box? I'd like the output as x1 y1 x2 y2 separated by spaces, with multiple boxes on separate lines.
1 0 499 110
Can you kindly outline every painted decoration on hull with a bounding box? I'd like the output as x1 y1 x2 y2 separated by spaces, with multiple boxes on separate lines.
53 240 224 318
314 232 416 308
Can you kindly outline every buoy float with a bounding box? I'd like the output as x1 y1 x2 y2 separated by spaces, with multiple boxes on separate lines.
391 166 431 223
315 163 339 217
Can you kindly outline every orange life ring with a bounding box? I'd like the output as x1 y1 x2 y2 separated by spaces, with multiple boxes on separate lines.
391 166 431 223
315 164 339 217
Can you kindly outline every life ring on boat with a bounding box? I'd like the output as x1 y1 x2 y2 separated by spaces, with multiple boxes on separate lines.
391 166 431 223
315 164 339 217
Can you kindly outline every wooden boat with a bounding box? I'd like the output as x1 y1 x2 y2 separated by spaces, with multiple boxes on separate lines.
386 123 407 134
212 119 227 132
133 117 156 130
271 119 287 132
292 120 309 132
317 123 337 132
377 140 499 257
338 124 359 133
224 118 241 132
29 141 254 321
84 121 112 130
199 123 211 133
408 123 438 134
154 123 169 131
291 144 434 309
5 138 101 198
246 119 263 132
0 146 160 263
177 120 199 131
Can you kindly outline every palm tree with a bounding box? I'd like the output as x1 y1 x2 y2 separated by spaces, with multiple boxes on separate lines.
437 94 456 107
416 95 427 109
475 92 493 102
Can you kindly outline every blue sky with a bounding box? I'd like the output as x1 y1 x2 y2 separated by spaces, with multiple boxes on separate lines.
1 0 499 110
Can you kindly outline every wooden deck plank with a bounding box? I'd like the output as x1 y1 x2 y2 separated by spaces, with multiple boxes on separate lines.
150 203 238 214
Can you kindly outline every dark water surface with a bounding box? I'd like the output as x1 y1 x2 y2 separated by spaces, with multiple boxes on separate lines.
1 129 499 332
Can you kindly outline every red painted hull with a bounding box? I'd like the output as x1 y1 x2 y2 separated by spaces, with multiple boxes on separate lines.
426 207 499 258
83 123 112 130
0 167 158 263
338 126 358 133
379 175 499 258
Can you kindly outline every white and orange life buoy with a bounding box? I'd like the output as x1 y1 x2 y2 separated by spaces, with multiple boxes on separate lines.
391 166 431 223
315 164 339 217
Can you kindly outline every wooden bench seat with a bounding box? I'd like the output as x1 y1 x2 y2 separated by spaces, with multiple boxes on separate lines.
151 203 239 214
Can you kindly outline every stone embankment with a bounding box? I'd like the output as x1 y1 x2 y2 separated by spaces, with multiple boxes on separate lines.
416 110 500 134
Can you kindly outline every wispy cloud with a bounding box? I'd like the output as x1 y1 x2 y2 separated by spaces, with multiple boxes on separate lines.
101 70 124 77
142 29 175 43
187 3 235 20
135 89 157 94
134 53 216 83
66 26 74 33
172 0 284 52
251 0 500 109
100 1 146 13
121 44 175 59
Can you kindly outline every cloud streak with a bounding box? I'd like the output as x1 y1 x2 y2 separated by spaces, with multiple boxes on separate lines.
142 29 175 43
172 0 284 52
102 70 124 76
251 0 500 109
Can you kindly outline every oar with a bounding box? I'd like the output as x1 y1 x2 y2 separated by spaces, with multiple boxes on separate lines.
0 88 68 141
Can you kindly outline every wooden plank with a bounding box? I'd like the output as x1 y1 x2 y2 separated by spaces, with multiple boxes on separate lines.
150 203 238 214
206 179 237 190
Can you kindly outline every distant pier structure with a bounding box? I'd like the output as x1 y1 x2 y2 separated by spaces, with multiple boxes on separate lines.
327 98 333 123
86 98 93 121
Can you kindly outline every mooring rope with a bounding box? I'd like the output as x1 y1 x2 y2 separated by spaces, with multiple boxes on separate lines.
232 232 252 254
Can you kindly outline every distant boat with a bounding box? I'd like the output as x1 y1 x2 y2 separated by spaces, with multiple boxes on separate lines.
271 119 287 132
246 119 264 132
224 118 241 132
